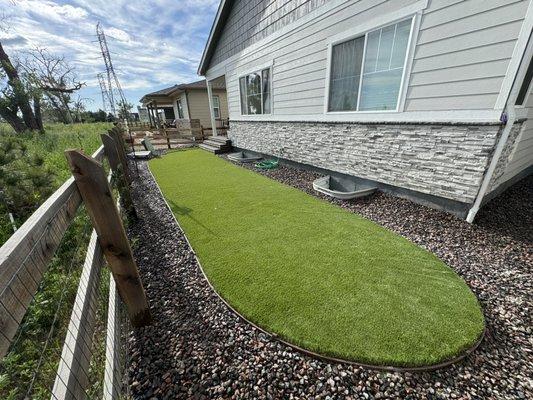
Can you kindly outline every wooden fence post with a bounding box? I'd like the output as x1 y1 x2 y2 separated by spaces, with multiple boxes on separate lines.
101 134 120 173
108 128 131 183
101 133 136 218
65 150 151 327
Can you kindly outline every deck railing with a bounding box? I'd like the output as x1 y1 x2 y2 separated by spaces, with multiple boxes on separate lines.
125 119 205 150
0 127 150 399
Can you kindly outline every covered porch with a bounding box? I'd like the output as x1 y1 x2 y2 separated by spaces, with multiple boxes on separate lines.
140 87 178 128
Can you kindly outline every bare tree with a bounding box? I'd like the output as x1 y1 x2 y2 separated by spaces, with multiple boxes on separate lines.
20 48 85 125
0 43 40 131
72 95 91 122
0 15 41 132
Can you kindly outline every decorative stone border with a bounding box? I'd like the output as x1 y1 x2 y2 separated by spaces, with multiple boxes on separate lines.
147 163 486 373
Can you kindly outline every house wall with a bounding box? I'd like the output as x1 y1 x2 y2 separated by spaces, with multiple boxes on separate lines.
488 82 533 194
186 88 228 128
229 121 501 204
207 0 529 120
211 0 329 67
172 92 190 120
204 0 532 212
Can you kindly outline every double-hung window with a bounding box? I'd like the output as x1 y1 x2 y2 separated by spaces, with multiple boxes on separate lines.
328 18 413 112
176 98 184 119
239 68 271 115
212 95 221 118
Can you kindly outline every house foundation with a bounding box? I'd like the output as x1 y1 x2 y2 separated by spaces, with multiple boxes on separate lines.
228 120 521 217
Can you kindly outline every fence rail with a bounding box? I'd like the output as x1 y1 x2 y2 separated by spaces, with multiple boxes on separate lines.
0 127 149 399
0 146 104 358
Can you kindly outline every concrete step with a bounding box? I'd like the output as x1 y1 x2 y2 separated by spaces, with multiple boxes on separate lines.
208 136 231 145
203 140 232 149
199 143 220 153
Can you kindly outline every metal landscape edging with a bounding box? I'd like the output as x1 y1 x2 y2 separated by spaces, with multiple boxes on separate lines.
146 162 486 373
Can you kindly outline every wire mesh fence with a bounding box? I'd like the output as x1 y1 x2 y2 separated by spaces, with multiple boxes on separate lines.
0 207 132 399
0 131 142 400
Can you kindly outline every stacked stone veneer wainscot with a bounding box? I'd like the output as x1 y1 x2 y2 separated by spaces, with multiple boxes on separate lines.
488 121 524 192
229 121 505 204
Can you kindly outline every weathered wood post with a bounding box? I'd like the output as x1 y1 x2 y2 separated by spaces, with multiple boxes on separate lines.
108 128 131 183
101 133 137 218
65 150 151 327
101 133 120 172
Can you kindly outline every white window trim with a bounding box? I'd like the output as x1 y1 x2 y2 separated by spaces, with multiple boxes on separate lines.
176 98 184 119
238 62 273 117
494 0 533 110
514 63 533 108
212 95 221 118
324 11 421 115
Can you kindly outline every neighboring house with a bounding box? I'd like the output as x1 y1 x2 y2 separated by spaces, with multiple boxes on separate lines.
198 0 533 221
140 79 228 130
137 106 150 123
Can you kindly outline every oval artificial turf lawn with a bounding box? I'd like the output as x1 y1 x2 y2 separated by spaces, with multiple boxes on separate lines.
150 149 484 367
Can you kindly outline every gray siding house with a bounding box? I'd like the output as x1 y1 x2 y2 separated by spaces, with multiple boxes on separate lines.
199 0 533 221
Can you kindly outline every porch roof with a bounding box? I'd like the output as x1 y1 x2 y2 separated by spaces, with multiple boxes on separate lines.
140 79 226 104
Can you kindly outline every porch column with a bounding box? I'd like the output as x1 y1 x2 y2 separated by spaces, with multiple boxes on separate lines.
150 105 156 128
147 104 154 127
154 100 161 127
206 78 217 137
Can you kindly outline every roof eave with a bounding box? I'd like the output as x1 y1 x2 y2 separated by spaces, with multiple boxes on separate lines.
198 0 231 76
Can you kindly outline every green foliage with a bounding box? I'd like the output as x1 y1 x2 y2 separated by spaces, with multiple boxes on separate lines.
79 109 110 123
0 122 111 399
151 150 485 367
0 134 56 223
117 99 133 120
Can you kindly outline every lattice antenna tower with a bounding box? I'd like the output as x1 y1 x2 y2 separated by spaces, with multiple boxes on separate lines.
96 22 129 117
96 73 112 114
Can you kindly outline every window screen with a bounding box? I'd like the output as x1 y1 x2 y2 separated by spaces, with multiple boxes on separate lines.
239 68 272 114
329 18 413 112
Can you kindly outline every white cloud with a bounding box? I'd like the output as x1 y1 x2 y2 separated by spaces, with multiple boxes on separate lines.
0 0 218 110
17 0 88 23
105 27 132 43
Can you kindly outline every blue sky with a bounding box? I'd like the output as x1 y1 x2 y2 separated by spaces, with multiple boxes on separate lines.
1 0 219 110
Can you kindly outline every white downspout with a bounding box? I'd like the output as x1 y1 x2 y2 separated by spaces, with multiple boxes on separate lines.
465 107 516 223
205 78 217 137
466 8 533 223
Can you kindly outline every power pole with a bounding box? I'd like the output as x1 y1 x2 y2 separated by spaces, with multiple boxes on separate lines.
96 22 129 118
97 73 112 114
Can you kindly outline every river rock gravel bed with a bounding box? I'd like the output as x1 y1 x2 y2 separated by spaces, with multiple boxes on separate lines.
126 158 532 399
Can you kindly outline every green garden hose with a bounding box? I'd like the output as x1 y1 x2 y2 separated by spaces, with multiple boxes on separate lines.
255 159 279 170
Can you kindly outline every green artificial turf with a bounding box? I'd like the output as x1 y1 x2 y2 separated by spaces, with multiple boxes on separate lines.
150 149 484 367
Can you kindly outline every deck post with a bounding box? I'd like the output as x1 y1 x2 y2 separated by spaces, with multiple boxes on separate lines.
206 78 217 137
65 150 151 327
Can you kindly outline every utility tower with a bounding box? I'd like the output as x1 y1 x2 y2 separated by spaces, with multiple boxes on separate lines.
96 73 112 114
96 22 128 118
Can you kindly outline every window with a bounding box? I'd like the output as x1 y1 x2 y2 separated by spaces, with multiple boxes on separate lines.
239 67 271 114
328 18 413 112
212 95 220 118
176 98 184 119
515 55 533 106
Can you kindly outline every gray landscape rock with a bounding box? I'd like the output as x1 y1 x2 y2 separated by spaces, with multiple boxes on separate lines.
126 159 532 399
